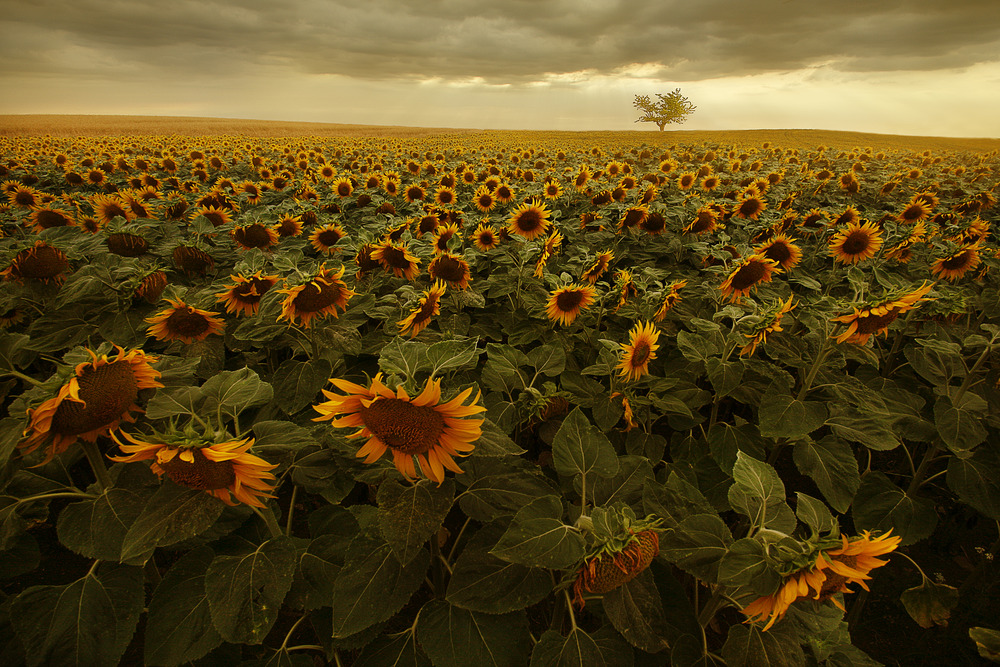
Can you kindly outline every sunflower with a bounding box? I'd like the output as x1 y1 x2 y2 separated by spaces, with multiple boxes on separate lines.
639 211 667 235
653 280 687 321
19 347 163 463
832 206 861 227
734 195 766 220
581 250 614 284
238 181 263 205
313 373 485 485
398 280 447 337
755 234 802 271
109 432 278 508
216 271 279 317
404 184 425 203
930 243 981 281
309 223 348 254
898 200 932 224
472 186 496 213
278 264 355 328
332 177 354 198
616 321 660 382
574 166 591 190
431 222 459 255
742 531 900 631
434 186 457 206
684 206 720 235
829 221 883 264
92 194 133 226
832 281 934 344
429 253 471 289
545 284 597 326
172 245 215 277
471 222 499 251
195 205 233 228
1 240 70 284
0 307 26 329
613 269 637 312
146 299 225 344
366 237 419 278
740 296 796 357
507 200 551 240
5 184 39 208
543 180 563 199
572 530 660 609
273 214 303 238
719 255 780 302
106 232 150 257
28 206 75 233
618 206 648 231
354 243 380 279
135 270 168 303
232 222 279 251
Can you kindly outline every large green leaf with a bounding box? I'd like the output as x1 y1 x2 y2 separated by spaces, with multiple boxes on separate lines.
145 546 224 667
900 578 959 629
527 343 566 377
934 394 988 454
728 452 794 533
718 538 781 595
481 344 530 393
446 522 551 614
530 629 607 667
354 628 431 667
720 623 805 667
659 514 733 582
792 436 860 513
458 458 559 522
11 563 143 667
379 338 429 379
551 407 620 479
490 495 586 570
271 358 332 414
200 367 273 421
602 569 671 653
56 485 157 564
641 471 718 530
377 478 454 565
947 445 1000 520
416 600 531 667
758 389 827 439
120 481 225 561
590 455 653 509
706 358 745 398
426 337 482 376
826 404 899 451
204 536 298 644
852 471 937 545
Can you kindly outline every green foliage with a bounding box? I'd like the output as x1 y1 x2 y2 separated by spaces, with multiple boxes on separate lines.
633 89 697 130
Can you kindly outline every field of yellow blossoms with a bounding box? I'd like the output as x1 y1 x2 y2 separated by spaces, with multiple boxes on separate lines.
1 124 999 666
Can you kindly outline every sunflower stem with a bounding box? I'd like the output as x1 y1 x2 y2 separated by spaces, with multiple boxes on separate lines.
562 589 579 631
906 442 941 497
429 537 445 599
252 505 283 540
280 612 310 650
285 484 299 537
697 588 727 628
446 517 472 562
80 440 112 491
2 369 45 387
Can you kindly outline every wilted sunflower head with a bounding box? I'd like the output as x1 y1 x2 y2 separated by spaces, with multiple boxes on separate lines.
278 264 355 328
429 253 471 289
216 271 279 317
146 298 226 344
2 240 70 284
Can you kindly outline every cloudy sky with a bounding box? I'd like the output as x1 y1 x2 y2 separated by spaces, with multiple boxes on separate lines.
1 0 998 137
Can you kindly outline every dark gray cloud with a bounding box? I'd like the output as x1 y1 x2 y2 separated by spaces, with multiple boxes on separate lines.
1 0 998 84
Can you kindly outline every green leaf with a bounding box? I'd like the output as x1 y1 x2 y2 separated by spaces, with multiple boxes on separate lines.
332 527 431 638
56 485 158 564
145 546 224 667
11 563 143 667
904 342 964 385
354 628 431 667
591 455 653 508
827 404 899 451
143 385 204 419
0 332 35 372
201 367 273 421
659 514 733 582
720 623 805 667
795 492 835 535
120 481 225 562
602 569 671 653
380 338 429 379
676 329 717 364
948 445 1000 519
758 389 827 438
475 418 527 457
530 628 606 667
528 343 566 377
792 436 860 514
551 407 620 479
252 420 319 453
271 358 332 415
718 538 780 594
426 337 481 376
491 495 586 570
706 358 744 398
900 578 960 629
377 478 454 565
934 395 988 454
852 472 937 545
286 534 347 611
446 522 551 614
969 627 1000 662
204 536 298 644
642 472 718 530
417 599 531 667
457 458 559 522
481 343 530 393
728 452 794 532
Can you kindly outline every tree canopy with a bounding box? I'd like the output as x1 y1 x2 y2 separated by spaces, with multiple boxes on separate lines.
633 89 696 131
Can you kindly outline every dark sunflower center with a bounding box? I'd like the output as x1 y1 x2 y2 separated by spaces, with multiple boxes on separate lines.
203 211 227 227
856 309 900 334
36 209 71 228
901 205 924 221
515 210 543 232
360 398 445 455
631 342 651 366
555 290 585 311
841 231 872 255
478 231 495 246
50 360 138 436
159 448 236 490
293 280 343 313
764 242 791 264
432 256 466 282
15 246 69 279
102 203 128 220
234 224 273 248
15 191 37 206
642 213 666 232
380 246 411 269
942 249 973 271
731 260 767 290
107 233 149 257
622 209 644 227
166 307 212 338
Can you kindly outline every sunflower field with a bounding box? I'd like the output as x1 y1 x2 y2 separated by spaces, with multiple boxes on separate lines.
1 129 1000 666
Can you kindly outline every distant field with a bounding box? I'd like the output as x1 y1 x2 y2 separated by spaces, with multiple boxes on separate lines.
2 114 999 153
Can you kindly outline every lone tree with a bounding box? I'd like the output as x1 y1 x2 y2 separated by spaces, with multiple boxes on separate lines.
633 89 696 131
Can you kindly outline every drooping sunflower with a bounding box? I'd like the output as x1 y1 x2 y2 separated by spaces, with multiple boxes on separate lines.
398 280 447 337
313 373 485 485
232 222 279 251
106 232 150 257
273 214 303 238
28 206 75 233
507 200 551 240
195 205 233 228
545 284 597 326
146 299 226 344
755 234 802 271
832 206 861 227
832 281 934 344
612 269 638 312
238 181 263 205
1 240 70 284
429 253 471 289
742 531 900 631
572 530 660 609
581 250 614 285
109 432 278 508
309 223 348 254
740 296 797 357
19 347 163 463
639 211 667 235
135 270 168 304
278 264 355 328
471 222 499 251
215 271 279 317
616 321 660 382
172 245 215 277
354 242 380 279
618 206 648 231
719 255 780 302
371 240 421 280
653 280 687 321
829 221 883 265
930 243 981 281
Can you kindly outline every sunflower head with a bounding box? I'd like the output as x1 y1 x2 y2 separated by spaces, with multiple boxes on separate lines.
2 240 70 284
507 201 551 240
146 299 226 344
216 271 279 317
545 284 597 326
829 221 884 265
616 321 660 382
572 526 660 609
278 264 355 328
